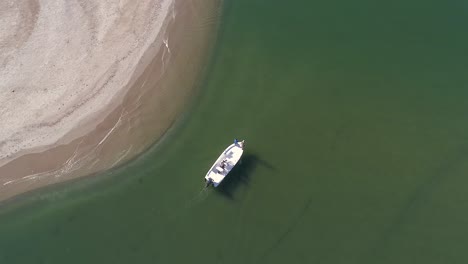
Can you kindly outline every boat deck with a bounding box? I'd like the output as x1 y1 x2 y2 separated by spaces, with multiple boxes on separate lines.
205 143 244 187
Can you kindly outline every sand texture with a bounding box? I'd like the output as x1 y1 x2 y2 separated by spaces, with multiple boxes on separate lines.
0 0 174 165
0 0 222 202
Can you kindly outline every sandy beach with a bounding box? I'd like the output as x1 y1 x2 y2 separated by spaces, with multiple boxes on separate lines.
0 0 221 201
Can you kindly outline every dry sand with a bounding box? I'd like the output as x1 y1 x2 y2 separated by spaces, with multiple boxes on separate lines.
0 0 222 202
0 0 174 164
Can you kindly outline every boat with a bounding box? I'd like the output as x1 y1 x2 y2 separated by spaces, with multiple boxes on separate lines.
205 139 245 187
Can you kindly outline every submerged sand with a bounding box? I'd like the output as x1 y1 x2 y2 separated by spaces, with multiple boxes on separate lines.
0 0 221 201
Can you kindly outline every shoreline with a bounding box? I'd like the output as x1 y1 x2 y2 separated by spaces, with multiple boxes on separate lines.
0 0 222 202
0 0 175 166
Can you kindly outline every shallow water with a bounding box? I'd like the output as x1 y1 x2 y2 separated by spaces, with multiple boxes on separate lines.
2 0 468 263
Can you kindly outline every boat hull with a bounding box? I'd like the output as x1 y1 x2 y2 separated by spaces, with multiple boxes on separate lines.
204 141 244 187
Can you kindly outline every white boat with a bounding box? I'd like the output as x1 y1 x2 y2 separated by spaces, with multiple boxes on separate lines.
205 139 245 187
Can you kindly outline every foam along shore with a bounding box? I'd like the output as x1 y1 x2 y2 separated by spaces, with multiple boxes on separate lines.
0 0 221 202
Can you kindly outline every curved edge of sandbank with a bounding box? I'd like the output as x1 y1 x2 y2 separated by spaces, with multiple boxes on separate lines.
0 0 223 203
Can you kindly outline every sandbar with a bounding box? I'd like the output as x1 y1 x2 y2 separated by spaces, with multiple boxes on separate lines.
0 0 221 202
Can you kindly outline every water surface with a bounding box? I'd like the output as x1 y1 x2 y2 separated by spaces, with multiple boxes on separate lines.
2 0 468 263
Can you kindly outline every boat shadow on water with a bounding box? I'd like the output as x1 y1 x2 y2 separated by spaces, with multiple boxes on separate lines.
214 153 275 200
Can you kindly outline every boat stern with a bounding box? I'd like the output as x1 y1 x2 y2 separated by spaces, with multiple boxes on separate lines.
205 176 222 188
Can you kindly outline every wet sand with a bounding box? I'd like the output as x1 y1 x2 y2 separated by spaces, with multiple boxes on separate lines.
0 0 222 201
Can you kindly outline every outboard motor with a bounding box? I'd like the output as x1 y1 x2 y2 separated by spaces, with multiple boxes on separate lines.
205 178 213 188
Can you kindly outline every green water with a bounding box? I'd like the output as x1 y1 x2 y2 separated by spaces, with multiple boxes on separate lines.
2 0 468 263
